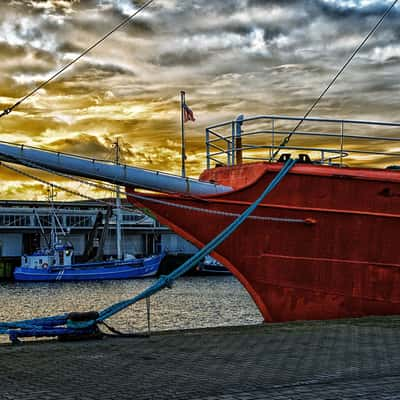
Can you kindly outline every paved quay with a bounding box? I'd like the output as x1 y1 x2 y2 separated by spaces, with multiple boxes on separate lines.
2 316 400 399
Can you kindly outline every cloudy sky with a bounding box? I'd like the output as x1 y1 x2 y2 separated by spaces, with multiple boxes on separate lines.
0 0 399 199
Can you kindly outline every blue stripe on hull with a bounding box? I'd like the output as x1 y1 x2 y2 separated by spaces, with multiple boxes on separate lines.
14 256 162 282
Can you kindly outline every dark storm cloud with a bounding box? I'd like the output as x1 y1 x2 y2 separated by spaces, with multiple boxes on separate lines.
73 62 136 79
0 41 26 57
154 49 209 67
46 134 113 158
105 6 155 36
317 1 400 17
57 40 84 53
0 0 399 198
247 0 298 4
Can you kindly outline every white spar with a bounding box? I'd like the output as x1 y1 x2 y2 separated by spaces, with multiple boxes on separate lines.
0 142 232 195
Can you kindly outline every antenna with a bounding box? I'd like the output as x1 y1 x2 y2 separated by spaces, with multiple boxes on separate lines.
114 137 122 260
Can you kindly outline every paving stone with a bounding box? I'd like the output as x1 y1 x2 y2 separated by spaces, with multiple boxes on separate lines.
2 318 400 399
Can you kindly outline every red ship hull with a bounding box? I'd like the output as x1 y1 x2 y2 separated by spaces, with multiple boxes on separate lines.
126 162 400 322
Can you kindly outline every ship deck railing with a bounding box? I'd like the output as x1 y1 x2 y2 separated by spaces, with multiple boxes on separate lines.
205 115 400 169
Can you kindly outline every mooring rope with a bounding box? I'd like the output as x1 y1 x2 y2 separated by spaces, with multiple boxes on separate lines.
97 158 296 322
0 158 296 342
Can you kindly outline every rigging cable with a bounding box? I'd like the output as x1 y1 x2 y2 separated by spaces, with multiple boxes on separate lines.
0 162 136 213
0 0 155 118
271 0 399 159
0 158 296 342
0 159 309 224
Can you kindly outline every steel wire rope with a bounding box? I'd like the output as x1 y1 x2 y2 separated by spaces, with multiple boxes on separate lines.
0 0 155 118
97 158 297 322
0 162 136 213
0 159 296 340
0 159 308 224
271 0 399 160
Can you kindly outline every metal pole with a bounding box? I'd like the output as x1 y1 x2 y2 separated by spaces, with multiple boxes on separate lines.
180 91 186 178
340 121 344 167
271 119 275 161
206 128 210 169
235 115 244 165
231 121 235 166
146 296 151 337
49 186 56 247
115 138 122 260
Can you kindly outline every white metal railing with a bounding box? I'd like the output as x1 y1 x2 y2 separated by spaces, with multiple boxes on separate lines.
0 208 154 229
205 115 400 169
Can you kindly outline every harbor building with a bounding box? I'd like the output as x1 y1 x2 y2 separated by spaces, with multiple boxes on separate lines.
0 199 197 278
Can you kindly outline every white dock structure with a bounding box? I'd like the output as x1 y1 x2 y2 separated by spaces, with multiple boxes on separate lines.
0 199 197 259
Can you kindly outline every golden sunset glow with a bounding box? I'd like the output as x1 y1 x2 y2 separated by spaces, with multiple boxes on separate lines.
0 0 399 200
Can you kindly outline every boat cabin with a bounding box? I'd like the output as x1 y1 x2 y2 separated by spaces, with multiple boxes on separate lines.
21 242 74 269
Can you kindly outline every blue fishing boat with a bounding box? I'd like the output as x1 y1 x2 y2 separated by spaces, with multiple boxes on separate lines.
14 243 163 282
14 141 164 282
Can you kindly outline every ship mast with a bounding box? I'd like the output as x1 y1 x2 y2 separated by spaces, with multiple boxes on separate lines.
114 138 122 260
48 186 57 249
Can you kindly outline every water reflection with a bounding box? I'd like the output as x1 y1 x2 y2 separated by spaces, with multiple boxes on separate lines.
0 276 262 342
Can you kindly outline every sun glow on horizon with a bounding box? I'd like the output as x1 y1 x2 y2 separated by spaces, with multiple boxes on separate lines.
0 0 398 199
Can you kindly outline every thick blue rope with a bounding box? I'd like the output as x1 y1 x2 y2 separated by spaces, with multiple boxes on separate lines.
97 158 296 322
0 315 68 333
0 158 296 341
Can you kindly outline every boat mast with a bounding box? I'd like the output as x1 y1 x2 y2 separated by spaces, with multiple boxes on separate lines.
48 186 57 249
115 138 122 260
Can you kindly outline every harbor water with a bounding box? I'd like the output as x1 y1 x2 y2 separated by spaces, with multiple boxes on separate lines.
0 276 262 342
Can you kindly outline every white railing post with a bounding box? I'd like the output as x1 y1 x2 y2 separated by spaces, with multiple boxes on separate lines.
340 121 344 167
230 121 235 166
271 118 275 161
235 115 244 165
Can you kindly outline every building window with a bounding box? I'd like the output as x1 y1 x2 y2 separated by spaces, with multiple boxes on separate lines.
66 215 91 227
39 216 51 226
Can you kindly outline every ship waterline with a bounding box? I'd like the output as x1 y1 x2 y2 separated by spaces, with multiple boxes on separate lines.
127 162 400 322
0 115 400 323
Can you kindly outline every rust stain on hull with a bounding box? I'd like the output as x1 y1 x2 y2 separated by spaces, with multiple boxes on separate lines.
126 162 400 322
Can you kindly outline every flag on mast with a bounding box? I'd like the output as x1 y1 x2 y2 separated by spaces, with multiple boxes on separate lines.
183 102 196 123
180 91 195 178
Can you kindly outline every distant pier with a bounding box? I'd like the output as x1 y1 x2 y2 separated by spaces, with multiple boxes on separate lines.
0 199 198 281
2 316 400 399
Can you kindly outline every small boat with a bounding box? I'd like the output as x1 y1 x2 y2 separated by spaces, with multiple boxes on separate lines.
13 141 164 282
6 115 400 316
196 255 231 275
3 2 400 320
14 243 163 282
